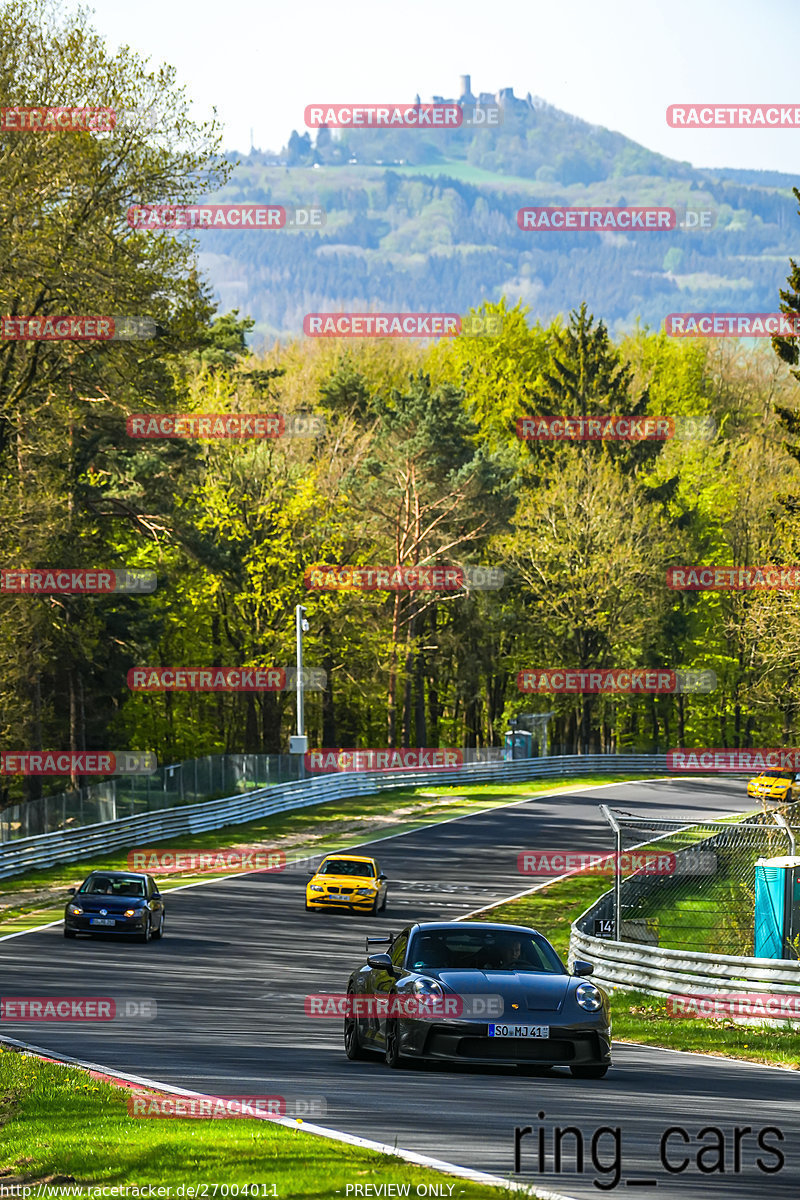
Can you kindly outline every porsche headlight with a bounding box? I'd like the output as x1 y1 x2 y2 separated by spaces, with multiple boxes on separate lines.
309 884 324 892
67 904 83 915
576 983 603 1012
412 978 444 1000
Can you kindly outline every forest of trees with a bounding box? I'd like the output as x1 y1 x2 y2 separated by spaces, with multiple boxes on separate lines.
201 155 800 340
4 2 800 809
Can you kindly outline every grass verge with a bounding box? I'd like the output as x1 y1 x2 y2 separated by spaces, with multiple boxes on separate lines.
0 774 638 935
0 1045 532 1199
472 875 800 1069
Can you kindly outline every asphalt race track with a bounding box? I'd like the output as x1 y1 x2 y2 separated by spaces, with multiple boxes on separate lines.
2 777 797 1199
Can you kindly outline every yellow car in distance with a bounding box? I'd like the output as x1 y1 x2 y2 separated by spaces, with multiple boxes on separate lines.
747 770 796 804
306 854 388 915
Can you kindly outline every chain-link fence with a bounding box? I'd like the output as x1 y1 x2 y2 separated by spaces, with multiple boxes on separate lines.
593 802 799 957
0 753 305 841
0 747 514 841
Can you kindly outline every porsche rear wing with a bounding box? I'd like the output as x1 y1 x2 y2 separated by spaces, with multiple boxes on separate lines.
365 934 395 953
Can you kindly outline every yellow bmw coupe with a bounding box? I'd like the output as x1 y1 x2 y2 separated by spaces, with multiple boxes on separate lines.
747 770 796 804
306 854 388 915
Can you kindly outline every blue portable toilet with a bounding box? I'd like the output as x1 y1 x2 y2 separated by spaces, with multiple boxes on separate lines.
754 856 800 959
504 729 533 761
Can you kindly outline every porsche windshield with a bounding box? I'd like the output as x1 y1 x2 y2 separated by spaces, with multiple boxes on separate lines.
319 860 375 877
408 929 564 973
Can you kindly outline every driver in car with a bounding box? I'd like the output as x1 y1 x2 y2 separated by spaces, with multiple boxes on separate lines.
501 937 535 968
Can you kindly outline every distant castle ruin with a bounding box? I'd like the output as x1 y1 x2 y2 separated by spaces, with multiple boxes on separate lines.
421 74 542 114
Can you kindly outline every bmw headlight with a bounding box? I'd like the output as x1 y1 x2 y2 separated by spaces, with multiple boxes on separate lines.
309 884 324 892
576 983 603 1012
355 887 374 896
67 904 83 915
412 978 444 1000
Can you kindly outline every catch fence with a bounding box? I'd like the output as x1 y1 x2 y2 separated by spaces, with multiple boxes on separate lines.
587 802 799 957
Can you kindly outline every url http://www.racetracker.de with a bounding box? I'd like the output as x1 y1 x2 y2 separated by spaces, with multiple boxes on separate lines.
0 1187 279 1198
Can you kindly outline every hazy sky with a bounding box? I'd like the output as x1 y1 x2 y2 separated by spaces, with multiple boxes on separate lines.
86 0 800 173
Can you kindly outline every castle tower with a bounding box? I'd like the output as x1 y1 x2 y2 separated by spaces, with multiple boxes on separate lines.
459 75 474 102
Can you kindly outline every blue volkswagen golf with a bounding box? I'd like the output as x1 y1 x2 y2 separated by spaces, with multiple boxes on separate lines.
64 869 165 942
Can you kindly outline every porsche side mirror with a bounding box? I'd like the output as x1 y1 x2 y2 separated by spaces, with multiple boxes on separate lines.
573 960 594 977
367 952 394 972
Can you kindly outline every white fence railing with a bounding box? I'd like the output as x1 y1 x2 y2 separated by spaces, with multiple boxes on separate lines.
0 753 667 880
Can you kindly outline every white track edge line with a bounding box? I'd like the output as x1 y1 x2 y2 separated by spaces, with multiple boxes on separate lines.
0 1033 574 1200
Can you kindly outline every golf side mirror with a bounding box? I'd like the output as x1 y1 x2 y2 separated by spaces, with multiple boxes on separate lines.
67 887 75 895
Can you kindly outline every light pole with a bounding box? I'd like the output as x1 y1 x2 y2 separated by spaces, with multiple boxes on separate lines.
290 604 310 778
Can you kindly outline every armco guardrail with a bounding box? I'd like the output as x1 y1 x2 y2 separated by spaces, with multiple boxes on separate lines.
569 924 800 994
0 753 667 881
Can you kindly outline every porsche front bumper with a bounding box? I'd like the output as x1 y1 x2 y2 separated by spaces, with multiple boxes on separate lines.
400 1019 612 1066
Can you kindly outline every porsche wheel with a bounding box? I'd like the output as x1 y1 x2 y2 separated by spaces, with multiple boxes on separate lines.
384 1018 406 1069
344 1005 369 1061
570 1064 609 1079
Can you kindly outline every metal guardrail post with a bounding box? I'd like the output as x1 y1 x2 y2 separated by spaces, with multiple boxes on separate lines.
773 810 797 856
599 803 622 941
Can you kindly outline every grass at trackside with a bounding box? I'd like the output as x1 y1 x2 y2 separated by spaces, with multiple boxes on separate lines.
475 877 800 1070
0 1047 529 1198
610 993 800 1069
0 774 639 934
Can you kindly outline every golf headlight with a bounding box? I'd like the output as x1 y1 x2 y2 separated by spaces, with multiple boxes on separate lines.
412 979 444 1000
124 907 144 917
67 904 83 915
309 884 324 892
576 983 603 1012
